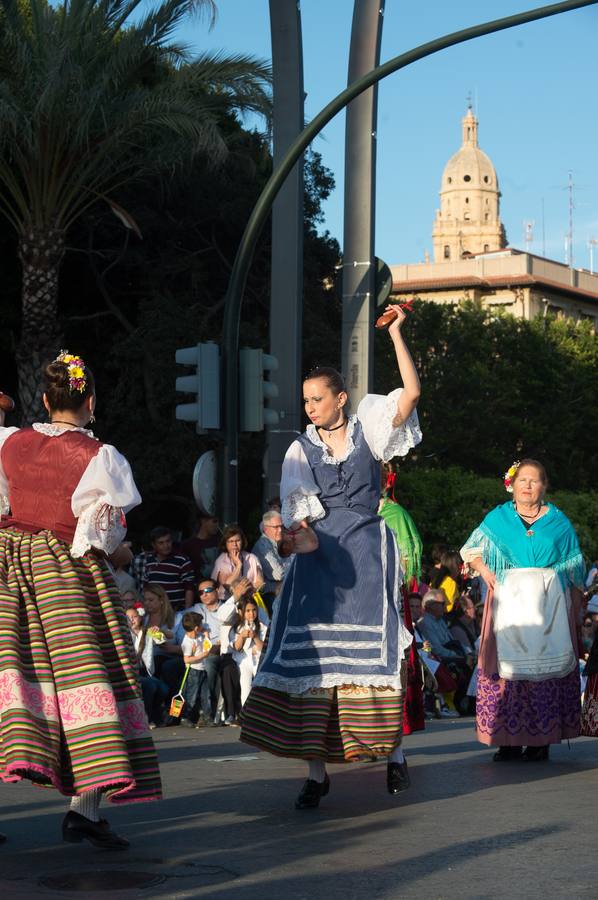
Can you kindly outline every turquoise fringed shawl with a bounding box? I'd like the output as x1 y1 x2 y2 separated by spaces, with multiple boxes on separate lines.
462 501 585 587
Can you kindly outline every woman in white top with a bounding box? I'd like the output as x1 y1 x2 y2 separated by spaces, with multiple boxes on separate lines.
0 352 161 850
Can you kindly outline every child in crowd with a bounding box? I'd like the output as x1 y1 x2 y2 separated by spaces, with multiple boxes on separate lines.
180 612 212 727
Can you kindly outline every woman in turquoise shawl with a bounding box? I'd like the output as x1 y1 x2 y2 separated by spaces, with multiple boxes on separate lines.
461 459 584 761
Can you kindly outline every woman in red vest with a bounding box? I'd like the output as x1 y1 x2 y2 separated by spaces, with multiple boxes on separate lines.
0 352 161 849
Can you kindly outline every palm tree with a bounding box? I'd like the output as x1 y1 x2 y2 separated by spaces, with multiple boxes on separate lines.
0 0 271 422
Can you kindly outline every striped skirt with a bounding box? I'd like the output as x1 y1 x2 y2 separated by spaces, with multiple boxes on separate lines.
240 667 405 763
0 528 162 803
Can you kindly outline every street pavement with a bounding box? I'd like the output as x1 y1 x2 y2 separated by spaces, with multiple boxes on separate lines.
1 718 598 900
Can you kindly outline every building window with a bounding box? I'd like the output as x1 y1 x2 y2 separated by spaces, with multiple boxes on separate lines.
447 176 452 184
465 197 469 204
464 212 471 221
484 213 489 221
444 245 451 259
484 175 490 183
485 198 489 205
483 244 489 252
463 174 471 182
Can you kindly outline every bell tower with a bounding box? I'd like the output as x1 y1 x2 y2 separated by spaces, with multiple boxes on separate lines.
432 104 506 262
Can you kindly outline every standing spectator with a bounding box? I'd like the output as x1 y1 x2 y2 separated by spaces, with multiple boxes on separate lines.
212 525 264 600
227 598 267 706
180 612 211 727
178 514 221 581
142 526 195 611
112 541 137 596
252 510 293 613
174 578 227 718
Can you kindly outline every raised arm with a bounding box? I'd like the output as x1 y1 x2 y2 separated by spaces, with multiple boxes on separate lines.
385 304 421 426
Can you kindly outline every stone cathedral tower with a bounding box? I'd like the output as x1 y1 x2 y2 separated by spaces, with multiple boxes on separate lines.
432 105 506 262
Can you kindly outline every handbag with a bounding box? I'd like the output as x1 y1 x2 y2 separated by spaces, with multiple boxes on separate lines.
169 666 190 718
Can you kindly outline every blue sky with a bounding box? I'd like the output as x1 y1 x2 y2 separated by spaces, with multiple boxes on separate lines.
182 1 598 270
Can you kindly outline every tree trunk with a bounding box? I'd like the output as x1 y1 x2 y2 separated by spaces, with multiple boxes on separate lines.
17 226 65 425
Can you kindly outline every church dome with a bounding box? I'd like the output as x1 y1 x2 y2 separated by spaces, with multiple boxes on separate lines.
440 108 499 194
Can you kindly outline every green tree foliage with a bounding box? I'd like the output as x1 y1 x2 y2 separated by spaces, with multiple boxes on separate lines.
0 0 271 421
374 300 598 558
375 300 598 492
396 466 598 561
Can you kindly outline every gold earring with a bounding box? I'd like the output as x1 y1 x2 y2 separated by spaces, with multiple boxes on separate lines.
89 413 96 425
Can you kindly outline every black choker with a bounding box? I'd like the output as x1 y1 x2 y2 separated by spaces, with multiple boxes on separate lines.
319 418 347 434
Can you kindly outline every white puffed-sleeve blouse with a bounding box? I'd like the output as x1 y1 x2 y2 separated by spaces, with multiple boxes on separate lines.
0 423 141 557
280 388 422 529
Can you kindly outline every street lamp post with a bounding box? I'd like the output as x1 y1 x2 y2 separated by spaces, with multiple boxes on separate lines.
220 0 598 524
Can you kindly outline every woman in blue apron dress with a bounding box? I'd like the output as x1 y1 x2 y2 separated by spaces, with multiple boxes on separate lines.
240 305 422 808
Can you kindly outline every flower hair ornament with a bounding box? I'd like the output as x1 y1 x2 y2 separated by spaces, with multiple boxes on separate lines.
55 350 87 393
503 460 520 493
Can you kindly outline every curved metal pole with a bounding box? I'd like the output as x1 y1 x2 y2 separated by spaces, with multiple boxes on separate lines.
221 0 598 522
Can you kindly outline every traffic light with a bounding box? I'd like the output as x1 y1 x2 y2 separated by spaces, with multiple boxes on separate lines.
175 342 220 433
239 348 279 432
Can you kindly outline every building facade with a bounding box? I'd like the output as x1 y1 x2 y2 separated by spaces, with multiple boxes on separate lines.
392 107 598 323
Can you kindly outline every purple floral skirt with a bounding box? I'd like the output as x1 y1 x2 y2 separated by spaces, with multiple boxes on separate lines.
476 668 581 747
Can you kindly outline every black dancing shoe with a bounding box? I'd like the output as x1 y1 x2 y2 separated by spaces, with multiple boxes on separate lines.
294 774 330 809
522 745 549 762
62 811 130 850
492 746 523 762
387 760 411 794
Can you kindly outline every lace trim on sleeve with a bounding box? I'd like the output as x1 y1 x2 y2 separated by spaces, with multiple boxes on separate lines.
71 500 127 559
0 495 9 516
369 390 422 461
281 488 326 529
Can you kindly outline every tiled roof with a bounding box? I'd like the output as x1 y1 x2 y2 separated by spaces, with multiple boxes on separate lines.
392 273 598 303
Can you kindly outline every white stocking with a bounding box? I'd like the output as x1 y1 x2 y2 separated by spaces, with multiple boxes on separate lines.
69 789 101 822
308 759 327 783
388 746 405 764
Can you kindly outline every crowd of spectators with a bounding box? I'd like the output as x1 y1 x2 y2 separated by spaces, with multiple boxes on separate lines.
118 510 598 732
119 502 291 729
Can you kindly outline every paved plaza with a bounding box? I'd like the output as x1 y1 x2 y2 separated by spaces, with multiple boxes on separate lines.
1 719 598 899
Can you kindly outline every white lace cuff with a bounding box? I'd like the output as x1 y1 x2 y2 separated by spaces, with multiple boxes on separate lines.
281 488 326 529
71 500 127 558
0 495 9 516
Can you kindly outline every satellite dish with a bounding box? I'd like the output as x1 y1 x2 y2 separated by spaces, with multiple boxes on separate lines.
192 451 217 515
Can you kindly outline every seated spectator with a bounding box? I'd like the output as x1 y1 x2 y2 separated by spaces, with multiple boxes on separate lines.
180 611 212 727
121 589 142 611
125 606 168 727
141 526 196 611
142 584 184 698
112 541 137 596
212 525 264 600
582 614 596 660
227 597 267 707
449 592 480 656
266 496 281 512
429 551 463 614
178 514 221 581
251 510 293 614
418 588 473 716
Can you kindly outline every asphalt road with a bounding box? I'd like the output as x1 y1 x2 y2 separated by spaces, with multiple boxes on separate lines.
1 718 598 900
